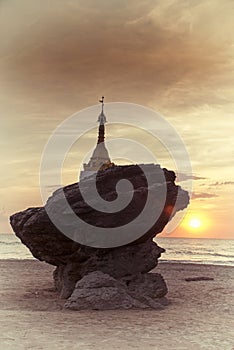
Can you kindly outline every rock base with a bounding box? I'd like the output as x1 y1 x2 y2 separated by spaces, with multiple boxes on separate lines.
53 240 165 298
65 271 168 310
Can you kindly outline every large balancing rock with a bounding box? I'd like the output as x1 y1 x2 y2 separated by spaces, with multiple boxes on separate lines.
10 164 189 298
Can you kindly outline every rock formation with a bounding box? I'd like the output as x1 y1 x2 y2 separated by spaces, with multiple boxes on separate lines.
10 164 189 308
65 271 168 310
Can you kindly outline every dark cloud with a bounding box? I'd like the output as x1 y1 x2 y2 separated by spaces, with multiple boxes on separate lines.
0 0 233 111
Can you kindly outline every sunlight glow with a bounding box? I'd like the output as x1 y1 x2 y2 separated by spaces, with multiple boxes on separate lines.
180 211 212 237
189 218 201 229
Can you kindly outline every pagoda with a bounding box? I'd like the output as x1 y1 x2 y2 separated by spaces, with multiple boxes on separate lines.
79 97 114 180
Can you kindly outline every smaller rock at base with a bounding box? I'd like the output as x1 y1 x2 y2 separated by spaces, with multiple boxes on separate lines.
65 271 148 310
64 271 168 310
122 272 168 300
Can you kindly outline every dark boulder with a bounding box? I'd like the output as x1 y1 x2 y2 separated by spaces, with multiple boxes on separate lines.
10 164 189 303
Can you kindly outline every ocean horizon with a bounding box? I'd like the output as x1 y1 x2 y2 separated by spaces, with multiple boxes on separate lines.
0 233 233 266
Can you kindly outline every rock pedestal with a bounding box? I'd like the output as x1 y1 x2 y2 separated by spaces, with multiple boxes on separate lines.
10 164 189 308
65 271 168 310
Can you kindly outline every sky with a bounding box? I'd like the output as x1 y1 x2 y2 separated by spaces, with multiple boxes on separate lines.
0 0 234 239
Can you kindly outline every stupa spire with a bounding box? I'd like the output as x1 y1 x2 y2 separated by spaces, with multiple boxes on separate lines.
98 96 106 125
99 96 104 114
97 96 106 144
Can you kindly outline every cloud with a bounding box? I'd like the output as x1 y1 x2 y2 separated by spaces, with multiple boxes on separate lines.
0 0 233 112
176 173 207 181
192 192 218 200
210 181 234 187
46 184 62 191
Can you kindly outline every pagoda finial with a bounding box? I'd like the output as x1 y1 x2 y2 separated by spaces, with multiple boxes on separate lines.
97 96 106 125
99 96 104 113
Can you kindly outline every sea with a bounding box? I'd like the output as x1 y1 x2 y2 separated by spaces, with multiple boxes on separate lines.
0 233 233 266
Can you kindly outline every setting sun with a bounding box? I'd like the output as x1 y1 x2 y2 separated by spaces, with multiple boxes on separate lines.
188 218 202 229
178 210 212 237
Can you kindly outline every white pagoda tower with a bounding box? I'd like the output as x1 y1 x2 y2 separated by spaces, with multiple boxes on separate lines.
79 97 114 180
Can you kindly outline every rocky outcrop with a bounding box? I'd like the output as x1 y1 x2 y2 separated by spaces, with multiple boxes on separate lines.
65 271 168 310
10 164 189 306
53 240 165 298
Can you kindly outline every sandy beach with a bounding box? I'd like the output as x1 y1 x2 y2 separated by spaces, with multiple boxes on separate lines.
0 260 233 350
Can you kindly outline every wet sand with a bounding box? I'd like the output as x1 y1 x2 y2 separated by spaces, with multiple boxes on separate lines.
0 260 233 350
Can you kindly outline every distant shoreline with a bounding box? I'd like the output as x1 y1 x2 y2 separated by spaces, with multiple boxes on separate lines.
1 234 234 266
0 259 234 269
1 232 234 240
